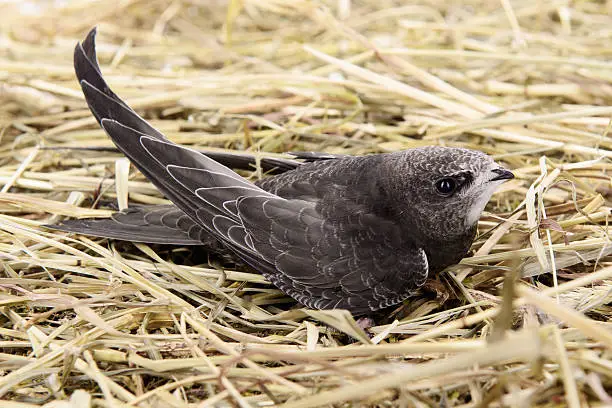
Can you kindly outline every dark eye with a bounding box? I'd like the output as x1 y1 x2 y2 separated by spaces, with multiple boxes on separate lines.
435 178 457 196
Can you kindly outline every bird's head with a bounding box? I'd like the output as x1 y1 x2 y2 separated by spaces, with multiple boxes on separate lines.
384 146 514 239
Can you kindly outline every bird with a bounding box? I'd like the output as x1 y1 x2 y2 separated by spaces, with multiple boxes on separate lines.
51 27 514 316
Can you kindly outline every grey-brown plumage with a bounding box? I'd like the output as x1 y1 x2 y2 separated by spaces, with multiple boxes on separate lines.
52 28 514 315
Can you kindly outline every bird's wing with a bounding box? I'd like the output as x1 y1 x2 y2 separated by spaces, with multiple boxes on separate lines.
50 205 208 246
74 28 428 313
287 151 348 162
236 194 429 313
198 151 300 174
75 29 276 257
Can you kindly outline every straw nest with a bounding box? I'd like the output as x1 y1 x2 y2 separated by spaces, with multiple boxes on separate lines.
0 1 611 407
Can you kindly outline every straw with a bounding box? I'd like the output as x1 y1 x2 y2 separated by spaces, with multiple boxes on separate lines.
0 0 610 406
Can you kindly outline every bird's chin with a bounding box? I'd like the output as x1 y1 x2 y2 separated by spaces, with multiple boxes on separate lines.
465 185 500 227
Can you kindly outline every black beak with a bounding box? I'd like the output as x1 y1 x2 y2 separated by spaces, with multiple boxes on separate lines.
490 168 514 182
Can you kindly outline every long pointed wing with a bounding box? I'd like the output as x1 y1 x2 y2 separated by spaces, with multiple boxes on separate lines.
74 28 282 273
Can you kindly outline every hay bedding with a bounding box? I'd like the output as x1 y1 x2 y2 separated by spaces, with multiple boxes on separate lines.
0 0 611 406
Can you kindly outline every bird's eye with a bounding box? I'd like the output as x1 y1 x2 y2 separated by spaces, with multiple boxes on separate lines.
435 178 457 196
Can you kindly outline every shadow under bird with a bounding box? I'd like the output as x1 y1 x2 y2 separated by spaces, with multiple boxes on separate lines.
52 28 514 315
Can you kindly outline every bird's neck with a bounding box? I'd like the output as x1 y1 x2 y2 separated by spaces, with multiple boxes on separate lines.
421 222 477 273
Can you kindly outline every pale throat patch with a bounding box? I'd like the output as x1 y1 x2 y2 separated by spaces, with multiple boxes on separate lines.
465 182 501 227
